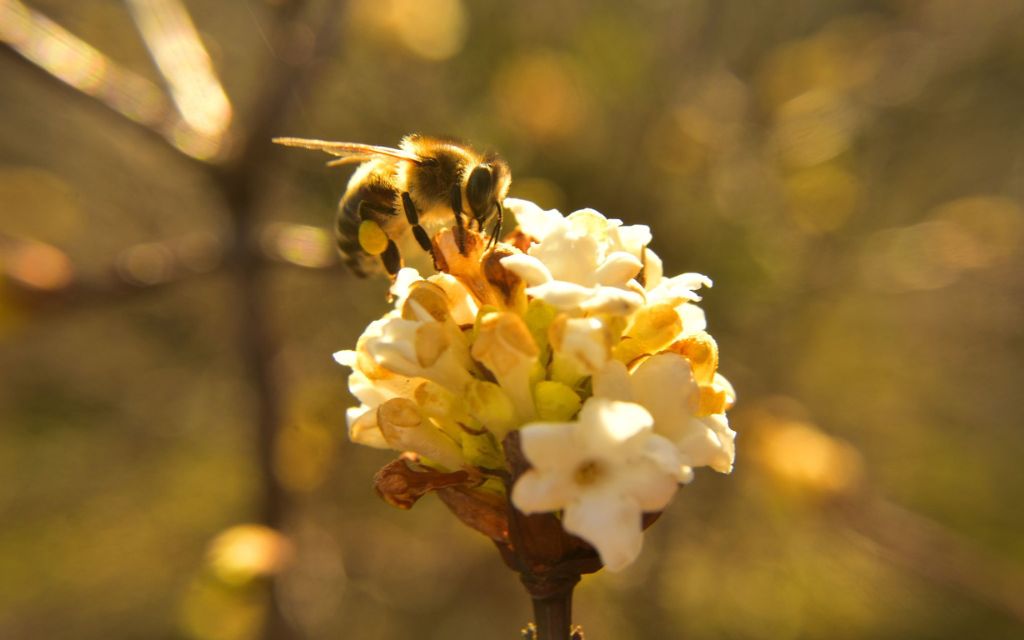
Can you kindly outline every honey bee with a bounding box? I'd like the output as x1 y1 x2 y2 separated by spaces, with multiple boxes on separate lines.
274 134 511 277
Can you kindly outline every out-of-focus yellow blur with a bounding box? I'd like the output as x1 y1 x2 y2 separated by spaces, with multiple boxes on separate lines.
2 1 1023 639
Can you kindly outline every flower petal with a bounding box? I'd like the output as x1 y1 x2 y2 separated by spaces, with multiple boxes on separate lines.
505 198 563 241
677 303 707 336
347 406 389 448
615 458 680 511
608 223 652 258
333 350 357 367
579 399 653 452
675 414 736 473
563 490 644 572
629 353 698 442
595 251 643 287
592 360 633 402
511 468 575 513
519 421 580 470
639 433 686 481
525 280 597 310
499 253 553 286
579 286 645 316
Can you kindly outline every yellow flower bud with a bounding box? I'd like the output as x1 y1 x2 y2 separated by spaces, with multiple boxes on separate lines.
612 302 681 364
377 398 465 470
696 385 729 417
668 331 719 384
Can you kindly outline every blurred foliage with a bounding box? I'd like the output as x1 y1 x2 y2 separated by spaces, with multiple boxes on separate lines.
2 0 1024 638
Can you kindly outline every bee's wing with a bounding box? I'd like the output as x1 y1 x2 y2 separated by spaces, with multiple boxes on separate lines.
273 137 423 166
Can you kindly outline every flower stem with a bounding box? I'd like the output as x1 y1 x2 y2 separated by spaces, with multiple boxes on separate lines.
530 582 575 640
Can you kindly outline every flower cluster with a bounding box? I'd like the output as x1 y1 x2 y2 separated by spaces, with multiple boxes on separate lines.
336 199 735 571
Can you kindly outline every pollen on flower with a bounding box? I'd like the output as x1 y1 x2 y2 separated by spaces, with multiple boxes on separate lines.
336 197 736 573
573 459 606 486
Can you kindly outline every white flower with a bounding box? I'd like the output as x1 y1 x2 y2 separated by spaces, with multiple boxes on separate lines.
593 355 736 479
511 398 684 571
501 204 649 316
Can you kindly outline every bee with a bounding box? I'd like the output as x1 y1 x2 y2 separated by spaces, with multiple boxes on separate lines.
274 134 511 277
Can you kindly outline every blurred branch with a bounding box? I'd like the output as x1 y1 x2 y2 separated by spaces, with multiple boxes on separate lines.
0 0 220 162
219 0 344 180
124 0 233 153
1 223 341 315
209 3 347 639
837 494 1024 625
749 415 1024 626
0 233 226 310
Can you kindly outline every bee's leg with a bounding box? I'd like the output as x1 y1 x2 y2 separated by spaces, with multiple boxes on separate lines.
381 239 401 276
485 200 504 249
401 192 434 255
449 184 468 254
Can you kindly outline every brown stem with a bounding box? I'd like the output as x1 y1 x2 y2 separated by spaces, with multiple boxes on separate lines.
530 581 576 640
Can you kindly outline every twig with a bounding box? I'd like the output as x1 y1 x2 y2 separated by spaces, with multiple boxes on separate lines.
0 233 226 311
0 0 219 161
124 0 233 151
208 2 347 638
836 494 1024 624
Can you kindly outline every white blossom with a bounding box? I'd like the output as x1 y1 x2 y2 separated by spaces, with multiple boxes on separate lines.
594 355 736 479
511 398 683 571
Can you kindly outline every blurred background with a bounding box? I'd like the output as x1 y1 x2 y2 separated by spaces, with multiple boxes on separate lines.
2 0 1024 638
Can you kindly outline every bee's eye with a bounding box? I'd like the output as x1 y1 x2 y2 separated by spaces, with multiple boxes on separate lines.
466 165 495 219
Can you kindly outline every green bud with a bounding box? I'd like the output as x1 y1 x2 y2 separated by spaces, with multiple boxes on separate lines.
461 430 504 470
524 298 558 354
464 379 518 440
549 352 589 388
534 380 582 421
478 476 507 496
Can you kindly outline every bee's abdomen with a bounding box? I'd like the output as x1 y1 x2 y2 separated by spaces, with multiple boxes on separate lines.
336 180 399 277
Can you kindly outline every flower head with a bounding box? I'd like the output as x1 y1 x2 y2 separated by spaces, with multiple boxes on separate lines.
336 199 736 572
512 398 683 570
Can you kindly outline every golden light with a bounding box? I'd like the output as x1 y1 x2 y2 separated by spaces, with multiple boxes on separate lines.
858 195 1023 293
273 421 336 493
493 51 588 143
260 223 336 269
929 196 1023 269
674 70 750 151
773 89 861 167
350 0 467 61
116 242 175 286
207 524 293 586
783 163 860 235
754 418 865 497
3 239 73 291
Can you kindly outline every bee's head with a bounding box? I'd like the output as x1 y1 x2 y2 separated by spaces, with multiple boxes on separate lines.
465 155 511 225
